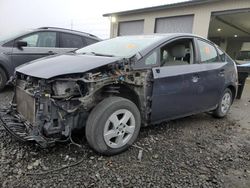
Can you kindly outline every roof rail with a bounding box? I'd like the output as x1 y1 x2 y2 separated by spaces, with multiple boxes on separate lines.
38 27 98 38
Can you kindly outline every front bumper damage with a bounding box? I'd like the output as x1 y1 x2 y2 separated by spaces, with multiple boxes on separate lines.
0 57 151 148
0 76 89 148
0 108 54 148
0 99 88 148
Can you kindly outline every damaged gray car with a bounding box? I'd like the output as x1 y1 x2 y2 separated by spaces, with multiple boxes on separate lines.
0 34 238 155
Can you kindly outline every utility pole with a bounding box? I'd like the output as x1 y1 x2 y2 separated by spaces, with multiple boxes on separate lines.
70 19 73 30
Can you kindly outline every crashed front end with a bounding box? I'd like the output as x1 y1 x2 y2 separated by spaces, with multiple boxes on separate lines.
0 57 150 147
0 73 90 147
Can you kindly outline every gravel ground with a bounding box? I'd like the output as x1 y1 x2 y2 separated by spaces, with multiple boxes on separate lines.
0 82 250 188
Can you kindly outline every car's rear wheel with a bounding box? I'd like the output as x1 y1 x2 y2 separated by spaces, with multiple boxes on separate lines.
85 97 141 155
0 67 7 91
213 88 232 118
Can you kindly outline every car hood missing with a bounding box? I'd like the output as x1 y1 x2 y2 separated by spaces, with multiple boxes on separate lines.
16 54 122 79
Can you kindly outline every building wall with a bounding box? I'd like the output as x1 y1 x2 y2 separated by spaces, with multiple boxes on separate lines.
110 0 250 38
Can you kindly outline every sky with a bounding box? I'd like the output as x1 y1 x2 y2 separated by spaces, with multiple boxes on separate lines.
0 0 186 39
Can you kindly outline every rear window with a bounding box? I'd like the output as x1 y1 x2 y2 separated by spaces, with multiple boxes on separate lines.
60 33 85 48
197 40 218 63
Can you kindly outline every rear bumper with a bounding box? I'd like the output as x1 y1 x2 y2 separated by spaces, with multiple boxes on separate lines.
0 108 55 148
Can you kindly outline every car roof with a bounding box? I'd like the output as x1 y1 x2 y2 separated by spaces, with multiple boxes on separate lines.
116 33 211 57
37 27 102 41
0 27 102 44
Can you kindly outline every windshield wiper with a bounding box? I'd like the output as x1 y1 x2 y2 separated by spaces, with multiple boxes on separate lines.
80 52 114 57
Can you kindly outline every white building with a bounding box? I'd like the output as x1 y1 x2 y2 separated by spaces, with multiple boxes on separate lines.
104 0 250 59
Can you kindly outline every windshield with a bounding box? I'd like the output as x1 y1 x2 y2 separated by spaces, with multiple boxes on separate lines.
76 35 165 57
0 30 30 43
236 51 250 61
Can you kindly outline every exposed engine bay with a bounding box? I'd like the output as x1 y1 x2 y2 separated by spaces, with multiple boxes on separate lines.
0 58 153 147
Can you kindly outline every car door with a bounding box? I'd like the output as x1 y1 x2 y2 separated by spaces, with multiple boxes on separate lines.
58 32 87 53
194 38 226 111
150 37 207 123
11 31 59 68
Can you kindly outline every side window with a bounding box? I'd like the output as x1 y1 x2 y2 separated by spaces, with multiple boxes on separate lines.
145 51 157 65
197 40 218 63
37 32 56 47
20 32 56 47
60 33 84 48
84 37 98 45
160 39 194 66
20 34 38 47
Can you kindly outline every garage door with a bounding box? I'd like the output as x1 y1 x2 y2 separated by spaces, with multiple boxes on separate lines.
155 15 194 33
118 20 144 36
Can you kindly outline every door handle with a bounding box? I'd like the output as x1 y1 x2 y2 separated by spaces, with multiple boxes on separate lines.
48 51 55 55
218 69 225 77
192 74 200 83
155 69 160 73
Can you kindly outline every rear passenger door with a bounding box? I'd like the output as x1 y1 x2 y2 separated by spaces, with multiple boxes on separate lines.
194 38 226 110
58 32 87 53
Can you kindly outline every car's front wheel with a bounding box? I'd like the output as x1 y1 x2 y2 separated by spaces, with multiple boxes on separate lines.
85 97 141 155
213 88 232 118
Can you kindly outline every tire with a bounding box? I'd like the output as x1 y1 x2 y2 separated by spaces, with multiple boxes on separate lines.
0 67 7 91
85 97 141 155
213 88 232 118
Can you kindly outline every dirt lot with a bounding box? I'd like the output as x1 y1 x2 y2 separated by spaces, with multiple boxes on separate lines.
0 80 250 188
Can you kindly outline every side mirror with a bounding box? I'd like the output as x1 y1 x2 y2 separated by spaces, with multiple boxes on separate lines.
16 41 27 49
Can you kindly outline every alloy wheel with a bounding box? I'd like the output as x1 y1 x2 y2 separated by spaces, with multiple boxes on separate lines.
221 92 231 114
103 109 136 149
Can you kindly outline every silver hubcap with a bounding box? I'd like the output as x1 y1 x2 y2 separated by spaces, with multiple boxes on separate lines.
103 109 136 149
221 92 231 114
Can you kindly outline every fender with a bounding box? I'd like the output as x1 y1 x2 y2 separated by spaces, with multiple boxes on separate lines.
0 53 14 79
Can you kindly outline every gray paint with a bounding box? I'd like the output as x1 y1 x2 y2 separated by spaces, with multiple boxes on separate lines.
0 46 14 77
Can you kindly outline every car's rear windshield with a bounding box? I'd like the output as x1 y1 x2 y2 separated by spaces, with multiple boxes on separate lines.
76 35 165 57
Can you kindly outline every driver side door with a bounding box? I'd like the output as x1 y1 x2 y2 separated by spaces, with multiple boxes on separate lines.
11 31 58 68
150 37 204 123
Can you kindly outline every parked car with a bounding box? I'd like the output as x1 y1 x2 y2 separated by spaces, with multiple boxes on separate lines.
0 34 238 155
0 27 101 90
235 42 250 64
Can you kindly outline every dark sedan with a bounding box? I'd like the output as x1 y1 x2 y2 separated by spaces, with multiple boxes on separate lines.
0 34 238 155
